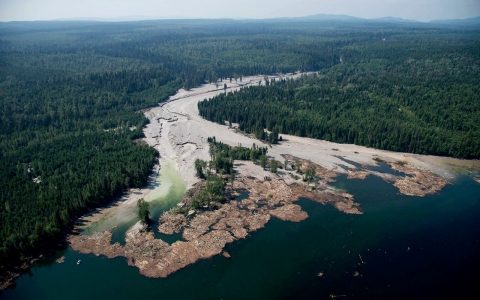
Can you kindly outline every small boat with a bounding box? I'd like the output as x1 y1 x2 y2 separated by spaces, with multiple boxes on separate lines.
77 260 81 265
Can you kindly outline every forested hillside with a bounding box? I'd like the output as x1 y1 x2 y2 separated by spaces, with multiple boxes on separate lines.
0 19 368 271
1 19 479 274
199 32 480 158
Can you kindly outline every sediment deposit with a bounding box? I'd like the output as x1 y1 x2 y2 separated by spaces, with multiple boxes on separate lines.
347 170 369 180
68 74 464 281
389 162 448 196
69 171 362 278
158 213 187 235
269 204 309 222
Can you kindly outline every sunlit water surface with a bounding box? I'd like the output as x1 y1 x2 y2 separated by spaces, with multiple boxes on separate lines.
2 167 479 300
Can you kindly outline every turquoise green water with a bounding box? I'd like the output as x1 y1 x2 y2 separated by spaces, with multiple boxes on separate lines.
2 170 480 299
82 159 186 245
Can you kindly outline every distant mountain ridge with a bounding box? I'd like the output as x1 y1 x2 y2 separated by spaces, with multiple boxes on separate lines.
371 16 418 23
289 14 479 25
290 14 417 23
1 14 480 25
286 14 362 21
430 16 480 25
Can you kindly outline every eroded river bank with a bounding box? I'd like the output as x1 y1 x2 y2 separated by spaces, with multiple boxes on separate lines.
4 172 480 300
68 153 451 279
3 75 480 299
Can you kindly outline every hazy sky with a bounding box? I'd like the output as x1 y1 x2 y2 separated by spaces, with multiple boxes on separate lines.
0 0 479 22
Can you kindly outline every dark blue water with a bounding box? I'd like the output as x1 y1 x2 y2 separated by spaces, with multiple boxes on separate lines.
334 155 408 177
2 174 480 300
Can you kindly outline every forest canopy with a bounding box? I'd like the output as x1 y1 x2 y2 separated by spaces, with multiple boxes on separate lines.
199 31 480 158
1 19 479 270
0 19 348 268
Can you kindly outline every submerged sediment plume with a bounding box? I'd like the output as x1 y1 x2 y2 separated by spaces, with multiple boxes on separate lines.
69 153 451 279
69 195 271 277
69 172 363 278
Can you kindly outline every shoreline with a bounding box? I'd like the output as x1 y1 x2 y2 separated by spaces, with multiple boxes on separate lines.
149 73 478 187
4 73 479 290
66 73 478 279
67 151 451 278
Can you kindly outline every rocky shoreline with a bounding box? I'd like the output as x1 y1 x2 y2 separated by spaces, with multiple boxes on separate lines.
2 73 473 291
68 161 366 279
0 238 68 291
67 153 452 279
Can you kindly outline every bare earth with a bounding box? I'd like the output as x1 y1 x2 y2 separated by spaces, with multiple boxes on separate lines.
144 73 465 190
69 73 479 279
69 174 355 277
77 73 466 229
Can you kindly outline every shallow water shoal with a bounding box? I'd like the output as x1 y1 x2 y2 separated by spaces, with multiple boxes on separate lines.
3 172 480 300
82 159 186 244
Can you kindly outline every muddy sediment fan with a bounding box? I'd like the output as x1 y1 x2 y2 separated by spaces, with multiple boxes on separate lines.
158 213 187 235
159 181 205 235
388 161 448 196
69 175 363 278
290 185 362 215
334 197 361 215
282 154 338 182
69 200 270 278
347 170 369 180
234 176 361 216
269 204 308 222
278 155 362 214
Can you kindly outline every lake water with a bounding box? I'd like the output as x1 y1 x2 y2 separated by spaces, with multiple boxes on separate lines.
2 168 480 299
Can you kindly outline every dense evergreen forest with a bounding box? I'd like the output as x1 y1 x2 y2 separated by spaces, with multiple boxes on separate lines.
1 19 479 275
0 19 360 272
190 137 268 211
199 29 480 158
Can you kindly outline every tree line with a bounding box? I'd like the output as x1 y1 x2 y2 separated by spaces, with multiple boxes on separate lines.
199 34 480 158
1 19 479 274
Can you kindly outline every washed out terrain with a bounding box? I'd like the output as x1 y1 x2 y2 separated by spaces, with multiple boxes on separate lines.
69 76 455 279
